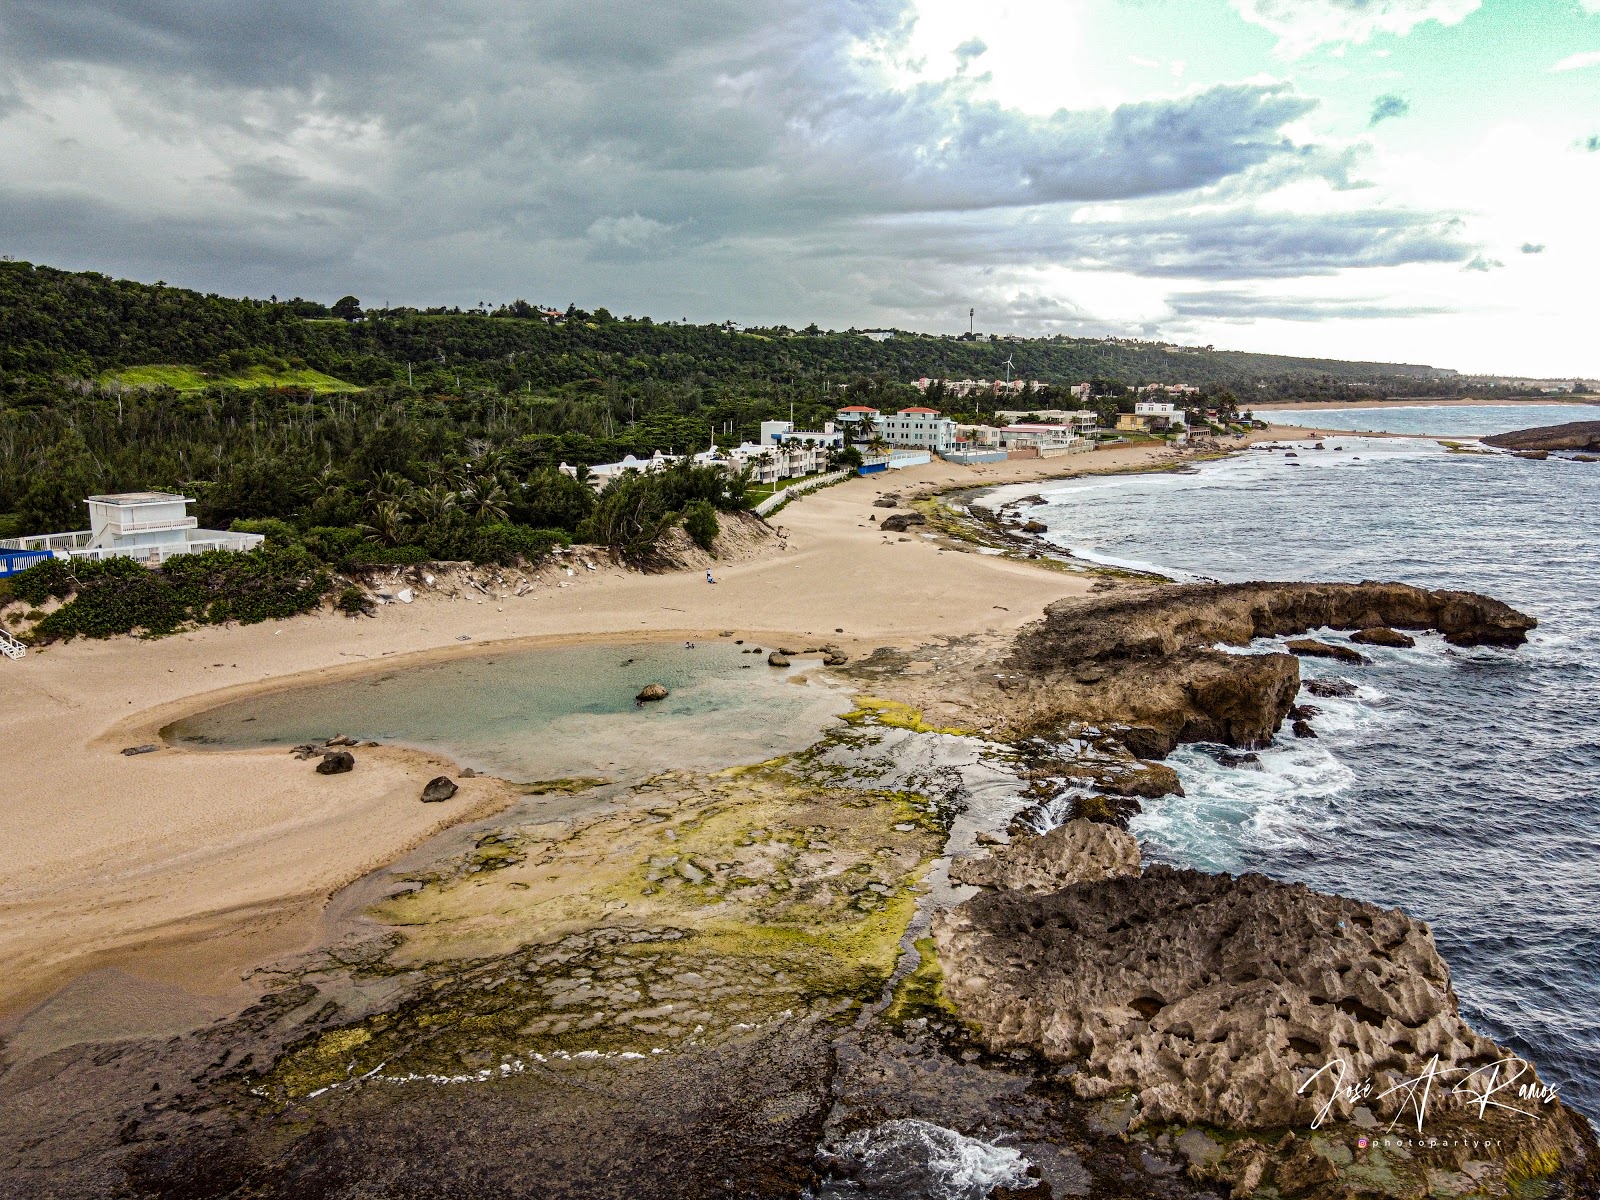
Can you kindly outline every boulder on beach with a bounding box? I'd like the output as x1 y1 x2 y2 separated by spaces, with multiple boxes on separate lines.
420 776 458 803
1284 638 1366 664
636 683 670 702
767 651 791 667
950 818 1140 893
121 744 160 756
880 512 926 533
316 750 355 775
1022 520 1048 534
823 652 849 666
1351 626 1416 648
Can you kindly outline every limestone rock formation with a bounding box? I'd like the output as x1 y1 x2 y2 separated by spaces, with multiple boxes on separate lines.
932 865 1530 1131
999 582 1533 755
950 819 1140 893
1482 420 1600 452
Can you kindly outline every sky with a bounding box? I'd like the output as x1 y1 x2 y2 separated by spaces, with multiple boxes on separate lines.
0 0 1597 376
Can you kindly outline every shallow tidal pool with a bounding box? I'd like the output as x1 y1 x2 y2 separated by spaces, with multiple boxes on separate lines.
165 638 851 781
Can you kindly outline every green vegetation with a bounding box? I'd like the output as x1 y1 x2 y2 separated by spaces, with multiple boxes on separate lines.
11 548 330 640
0 256 1510 576
96 363 360 393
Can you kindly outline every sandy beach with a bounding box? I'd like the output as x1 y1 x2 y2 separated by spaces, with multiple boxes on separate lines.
0 435 1251 1028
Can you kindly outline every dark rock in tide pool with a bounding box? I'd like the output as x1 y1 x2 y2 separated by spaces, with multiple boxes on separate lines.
1291 719 1317 739
1513 450 1549 460
824 652 849 666
421 776 458 803
767 651 791 667
315 750 355 775
121 744 159 756
636 683 670 702
1352 626 1416 648
1305 677 1357 698
1285 638 1366 664
1213 749 1260 769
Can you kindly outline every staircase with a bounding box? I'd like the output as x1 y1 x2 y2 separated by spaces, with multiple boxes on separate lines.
0 629 25 660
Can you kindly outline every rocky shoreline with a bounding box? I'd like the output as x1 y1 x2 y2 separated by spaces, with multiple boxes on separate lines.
2 578 1593 1199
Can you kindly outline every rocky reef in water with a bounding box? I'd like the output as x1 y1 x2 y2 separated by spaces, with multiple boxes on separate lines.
1482 420 1600 452
996 581 1534 756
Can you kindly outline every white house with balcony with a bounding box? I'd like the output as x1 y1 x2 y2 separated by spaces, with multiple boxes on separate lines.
1133 401 1187 430
993 409 1100 434
849 406 964 453
3 492 265 566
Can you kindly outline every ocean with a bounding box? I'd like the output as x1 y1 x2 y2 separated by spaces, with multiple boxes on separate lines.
1015 408 1600 1120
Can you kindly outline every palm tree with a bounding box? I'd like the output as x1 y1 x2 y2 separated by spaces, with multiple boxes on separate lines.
360 500 410 546
456 475 510 523
406 483 457 526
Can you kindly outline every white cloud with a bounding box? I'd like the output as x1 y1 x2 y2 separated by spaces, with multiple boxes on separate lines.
1233 0 1482 58
1551 50 1600 71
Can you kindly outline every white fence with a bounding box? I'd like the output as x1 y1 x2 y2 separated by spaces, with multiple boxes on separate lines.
753 469 852 517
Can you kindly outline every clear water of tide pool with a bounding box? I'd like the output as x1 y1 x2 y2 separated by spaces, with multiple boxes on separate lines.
166 639 848 783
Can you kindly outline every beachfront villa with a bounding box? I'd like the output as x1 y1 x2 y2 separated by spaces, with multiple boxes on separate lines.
3 492 265 567
836 406 965 454
993 409 1100 434
961 422 1086 457
1117 401 1189 434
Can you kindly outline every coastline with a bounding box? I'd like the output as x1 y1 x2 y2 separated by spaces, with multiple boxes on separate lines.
1251 395 1597 411
0 433 1250 1026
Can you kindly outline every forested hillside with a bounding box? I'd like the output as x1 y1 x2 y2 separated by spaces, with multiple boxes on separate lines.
0 257 1477 584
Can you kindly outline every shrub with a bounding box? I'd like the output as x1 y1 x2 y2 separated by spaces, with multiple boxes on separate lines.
9 556 78 606
301 525 365 564
683 500 719 553
336 585 375 618
467 524 568 567
230 517 301 547
30 547 331 640
342 543 430 569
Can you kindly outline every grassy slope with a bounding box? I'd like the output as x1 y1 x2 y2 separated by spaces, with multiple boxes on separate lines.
96 364 360 393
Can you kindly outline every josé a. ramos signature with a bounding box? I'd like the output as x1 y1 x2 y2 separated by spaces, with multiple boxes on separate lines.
1297 1055 1560 1133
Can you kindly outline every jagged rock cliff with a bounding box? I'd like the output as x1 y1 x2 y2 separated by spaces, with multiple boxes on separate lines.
1000 582 1534 754
1482 420 1600 452
948 818 1139 893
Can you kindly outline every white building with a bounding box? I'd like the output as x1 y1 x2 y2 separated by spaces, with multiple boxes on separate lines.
4 493 264 566
1134 400 1187 429
963 423 1082 454
856 407 964 453
993 409 1099 434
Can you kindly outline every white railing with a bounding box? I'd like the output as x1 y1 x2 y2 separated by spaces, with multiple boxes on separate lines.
0 629 24 660
753 469 851 516
3 531 91 552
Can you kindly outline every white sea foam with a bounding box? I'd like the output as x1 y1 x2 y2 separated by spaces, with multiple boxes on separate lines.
818 1118 1033 1200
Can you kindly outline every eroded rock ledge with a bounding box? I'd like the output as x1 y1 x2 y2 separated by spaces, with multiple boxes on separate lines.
933 847 1593 1196
998 581 1535 755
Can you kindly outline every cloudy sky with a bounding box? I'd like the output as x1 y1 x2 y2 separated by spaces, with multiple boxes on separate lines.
1 0 1597 375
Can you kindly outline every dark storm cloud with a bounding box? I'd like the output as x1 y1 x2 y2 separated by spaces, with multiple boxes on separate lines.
1369 93 1410 125
0 0 1482 323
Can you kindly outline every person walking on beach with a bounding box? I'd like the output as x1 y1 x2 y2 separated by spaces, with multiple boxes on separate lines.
706 570 716 584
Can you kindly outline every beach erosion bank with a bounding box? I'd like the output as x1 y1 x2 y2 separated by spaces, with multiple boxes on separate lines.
0 432 1236 1026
